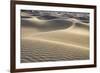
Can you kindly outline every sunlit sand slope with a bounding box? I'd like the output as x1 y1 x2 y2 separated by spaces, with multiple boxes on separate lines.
21 13 89 63
21 38 89 62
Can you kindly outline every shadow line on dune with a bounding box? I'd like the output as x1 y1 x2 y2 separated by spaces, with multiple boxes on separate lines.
22 37 88 50
21 18 74 32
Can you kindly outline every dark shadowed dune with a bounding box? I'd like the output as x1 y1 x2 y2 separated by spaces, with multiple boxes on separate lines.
21 18 73 32
75 22 89 30
21 16 32 18
76 17 89 23
37 15 59 20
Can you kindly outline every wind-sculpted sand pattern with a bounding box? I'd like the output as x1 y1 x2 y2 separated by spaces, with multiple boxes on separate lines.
21 10 90 63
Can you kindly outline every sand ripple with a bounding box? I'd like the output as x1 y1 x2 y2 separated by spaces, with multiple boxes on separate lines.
21 11 89 63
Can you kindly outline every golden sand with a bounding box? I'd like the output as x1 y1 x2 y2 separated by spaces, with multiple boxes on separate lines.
21 13 89 63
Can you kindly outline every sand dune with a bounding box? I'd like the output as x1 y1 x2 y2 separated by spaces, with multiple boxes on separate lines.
21 17 73 30
21 17 89 48
21 12 89 63
21 12 33 18
21 38 89 63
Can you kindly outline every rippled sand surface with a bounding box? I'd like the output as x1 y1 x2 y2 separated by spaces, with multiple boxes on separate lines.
21 11 89 63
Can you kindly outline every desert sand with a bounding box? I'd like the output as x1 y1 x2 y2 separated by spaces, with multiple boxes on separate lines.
21 11 89 63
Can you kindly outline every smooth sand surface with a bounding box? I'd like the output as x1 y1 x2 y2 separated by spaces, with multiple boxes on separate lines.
21 12 89 63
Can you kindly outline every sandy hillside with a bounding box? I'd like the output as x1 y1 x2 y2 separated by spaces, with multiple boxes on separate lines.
21 11 89 63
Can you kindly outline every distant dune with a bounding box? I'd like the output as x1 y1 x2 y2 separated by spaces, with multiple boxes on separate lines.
21 12 89 63
21 17 73 31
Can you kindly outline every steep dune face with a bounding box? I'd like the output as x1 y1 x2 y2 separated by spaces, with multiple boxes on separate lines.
21 12 89 63
22 21 89 49
23 19 89 49
21 17 73 31
37 15 59 20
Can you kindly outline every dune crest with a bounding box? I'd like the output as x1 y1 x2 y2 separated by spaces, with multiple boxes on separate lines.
21 11 89 63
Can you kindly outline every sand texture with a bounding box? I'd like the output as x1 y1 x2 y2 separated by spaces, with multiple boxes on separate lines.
21 10 89 63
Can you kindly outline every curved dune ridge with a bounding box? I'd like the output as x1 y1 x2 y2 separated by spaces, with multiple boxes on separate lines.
21 12 89 63
21 17 73 31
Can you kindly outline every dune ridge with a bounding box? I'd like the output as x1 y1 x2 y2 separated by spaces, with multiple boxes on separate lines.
21 11 89 63
22 37 88 50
